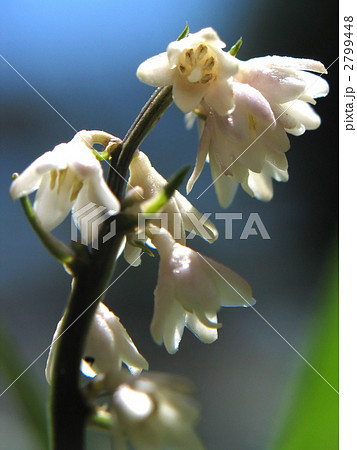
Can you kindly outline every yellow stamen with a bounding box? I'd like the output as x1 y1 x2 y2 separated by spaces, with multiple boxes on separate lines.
70 179 83 201
50 170 57 190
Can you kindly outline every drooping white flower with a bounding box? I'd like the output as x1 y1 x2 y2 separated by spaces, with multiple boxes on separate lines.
10 130 120 241
187 81 290 207
148 226 255 354
112 373 203 450
187 56 328 206
45 302 148 384
124 150 218 266
137 27 239 115
236 56 329 135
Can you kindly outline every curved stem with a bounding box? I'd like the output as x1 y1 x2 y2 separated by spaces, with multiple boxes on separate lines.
50 86 173 449
108 86 173 199
50 220 127 449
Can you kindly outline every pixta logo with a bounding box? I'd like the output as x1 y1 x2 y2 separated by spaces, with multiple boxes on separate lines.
138 212 270 240
71 202 116 249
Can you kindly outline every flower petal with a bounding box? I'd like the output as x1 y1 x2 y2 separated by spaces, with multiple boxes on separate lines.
204 78 235 116
101 303 149 374
209 148 238 208
247 169 274 201
263 56 327 74
124 241 143 267
163 299 186 354
244 65 307 104
151 266 176 348
136 52 174 86
10 150 62 199
185 312 218 343
202 255 255 307
34 172 74 230
186 119 210 194
283 100 321 135
84 174 120 214
172 77 207 113
174 192 218 243
299 71 330 100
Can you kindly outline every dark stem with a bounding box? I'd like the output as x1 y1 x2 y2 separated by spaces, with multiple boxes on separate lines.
108 86 173 199
50 236 118 449
50 86 173 449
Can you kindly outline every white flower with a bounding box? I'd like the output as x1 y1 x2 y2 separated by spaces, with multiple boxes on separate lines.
236 56 329 135
124 150 218 266
112 373 203 450
148 226 255 354
187 56 328 206
45 302 148 384
137 27 239 115
10 130 120 241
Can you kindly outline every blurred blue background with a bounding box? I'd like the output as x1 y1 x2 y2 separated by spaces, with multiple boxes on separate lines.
1 1 338 449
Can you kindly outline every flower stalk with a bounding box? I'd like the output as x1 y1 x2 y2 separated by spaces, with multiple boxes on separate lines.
108 86 173 199
50 86 174 449
18 192 75 271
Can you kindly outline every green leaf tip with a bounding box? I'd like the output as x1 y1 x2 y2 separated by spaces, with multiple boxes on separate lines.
92 149 109 161
177 23 189 41
164 165 191 199
229 37 243 57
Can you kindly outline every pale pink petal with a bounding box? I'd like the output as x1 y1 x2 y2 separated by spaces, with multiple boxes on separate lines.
231 82 276 126
204 79 235 115
244 65 307 104
209 148 238 208
264 56 327 73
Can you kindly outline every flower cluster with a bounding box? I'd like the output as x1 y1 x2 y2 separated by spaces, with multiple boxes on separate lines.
10 130 120 242
10 25 329 450
137 27 239 115
138 30 329 206
45 304 203 448
112 374 203 449
148 226 255 354
45 302 148 384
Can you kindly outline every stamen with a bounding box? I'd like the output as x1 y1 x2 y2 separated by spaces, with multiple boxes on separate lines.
201 74 213 84
70 179 83 201
204 57 215 70
57 169 67 194
50 170 57 190
248 114 257 131
185 49 194 65
195 44 207 61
